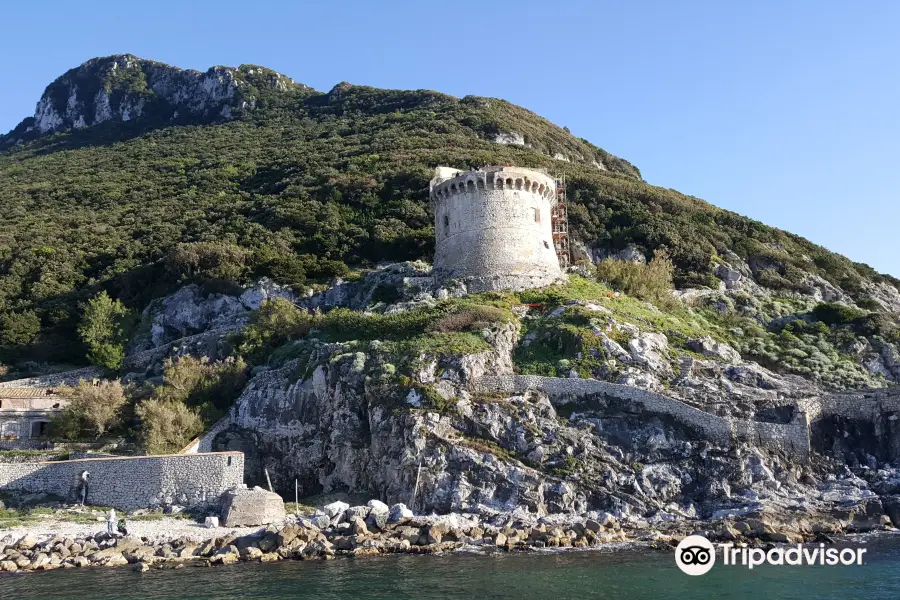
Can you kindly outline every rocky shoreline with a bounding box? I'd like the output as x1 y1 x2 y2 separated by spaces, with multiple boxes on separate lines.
2 497 896 575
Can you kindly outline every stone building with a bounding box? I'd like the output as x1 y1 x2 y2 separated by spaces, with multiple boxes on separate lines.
430 165 565 292
0 388 68 442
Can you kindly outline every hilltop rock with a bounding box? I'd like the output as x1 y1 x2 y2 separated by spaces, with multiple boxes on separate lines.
7 54 309 143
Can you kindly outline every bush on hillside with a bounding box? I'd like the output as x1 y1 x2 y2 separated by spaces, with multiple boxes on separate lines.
0 310 41 349
77 292 134 369
811 302 867 326
235 298 314 363
153 355 248 422
165 241 250 283
595 250 675 304
427 305 509 333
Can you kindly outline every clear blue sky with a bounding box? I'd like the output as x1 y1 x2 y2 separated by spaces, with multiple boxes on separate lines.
1 1 897 276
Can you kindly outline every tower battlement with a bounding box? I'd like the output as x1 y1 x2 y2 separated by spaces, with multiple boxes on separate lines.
430 165 565 293
430 166 556 203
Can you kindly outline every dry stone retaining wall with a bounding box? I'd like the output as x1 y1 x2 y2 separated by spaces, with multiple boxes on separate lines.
799 389 900 423
474 375 811 459
0 451 243 510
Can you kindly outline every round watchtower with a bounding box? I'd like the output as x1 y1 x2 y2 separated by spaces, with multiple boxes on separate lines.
430 165 565 292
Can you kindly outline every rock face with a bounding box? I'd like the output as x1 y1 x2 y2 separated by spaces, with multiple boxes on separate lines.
220 486 286 526
124 279 296 374
17 55 308 138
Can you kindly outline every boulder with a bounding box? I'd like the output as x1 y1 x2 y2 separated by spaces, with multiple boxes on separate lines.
220 487 286 527
349 517 369 537
203 516 220 528
883 495 900 528
388 503 414 523
323 501 350 519
308 512 331 529
16 533 39 550
687 336 741 363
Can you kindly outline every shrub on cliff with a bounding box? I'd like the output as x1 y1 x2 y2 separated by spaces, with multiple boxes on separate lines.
153 355 248 422
135 398 204 455
235 298 314 364
78 292 134 370
811 302 868 326
595 250 675 305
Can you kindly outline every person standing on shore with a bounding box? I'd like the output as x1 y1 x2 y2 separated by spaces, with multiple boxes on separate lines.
77 470 90 505
107 508 117 536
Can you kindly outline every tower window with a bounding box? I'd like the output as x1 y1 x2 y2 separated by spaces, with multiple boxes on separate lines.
534 208 541 223
443 215 450 232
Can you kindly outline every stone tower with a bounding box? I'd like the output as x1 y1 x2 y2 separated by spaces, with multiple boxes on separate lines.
430 165 565 293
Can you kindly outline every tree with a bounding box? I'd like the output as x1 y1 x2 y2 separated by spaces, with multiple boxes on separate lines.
0 310 41 347
78 292 133 369
165 241 249 283
135 398 204 455
56 379 127 437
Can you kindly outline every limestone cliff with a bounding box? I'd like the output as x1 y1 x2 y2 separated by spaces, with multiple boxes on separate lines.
3 54 310 145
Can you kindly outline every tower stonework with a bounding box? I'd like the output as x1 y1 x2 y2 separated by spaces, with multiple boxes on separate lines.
430 165 565 293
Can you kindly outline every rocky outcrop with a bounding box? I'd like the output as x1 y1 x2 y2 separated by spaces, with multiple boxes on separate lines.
10 55 308 140
124 279 296 374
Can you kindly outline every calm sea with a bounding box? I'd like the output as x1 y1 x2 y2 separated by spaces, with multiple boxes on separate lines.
2 535 899 599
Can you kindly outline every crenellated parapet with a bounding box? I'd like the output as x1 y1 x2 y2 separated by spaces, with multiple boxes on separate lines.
430 166 556 203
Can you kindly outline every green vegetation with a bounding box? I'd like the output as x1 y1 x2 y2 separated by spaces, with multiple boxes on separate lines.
135 398 204 455
54 380 127 438
594 249 675 305
1 56 896 371
233 296 511 372
78 292 133 369
149 355 248 424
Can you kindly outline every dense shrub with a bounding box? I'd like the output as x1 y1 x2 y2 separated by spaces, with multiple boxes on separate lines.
427 305 509 333
811 302 867 326
0 311 41 349
595 250 674 304
153 355 248 422
166 242 250 283
55 380 127 437
235 298 314 364
135 399 204 455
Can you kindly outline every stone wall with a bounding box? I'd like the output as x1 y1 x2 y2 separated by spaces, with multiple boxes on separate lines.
474 375 811 459
431 166 563 292
799 388 900 423
0 451 243 510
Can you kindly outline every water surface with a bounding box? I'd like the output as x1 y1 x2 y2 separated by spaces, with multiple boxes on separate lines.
3 536 898 599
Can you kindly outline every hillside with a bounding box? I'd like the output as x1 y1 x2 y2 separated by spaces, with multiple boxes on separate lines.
0 54 898 391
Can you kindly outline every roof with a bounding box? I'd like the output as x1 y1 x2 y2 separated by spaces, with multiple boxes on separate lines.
0 388 58 398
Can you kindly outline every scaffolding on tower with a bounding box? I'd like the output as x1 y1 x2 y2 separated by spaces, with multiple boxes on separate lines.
551 175 571 268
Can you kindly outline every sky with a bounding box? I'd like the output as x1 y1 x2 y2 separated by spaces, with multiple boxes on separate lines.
1 0 897 276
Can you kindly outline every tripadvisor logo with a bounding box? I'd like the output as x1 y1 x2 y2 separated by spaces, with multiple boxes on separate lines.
675 535 716 576
674 535 867 575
